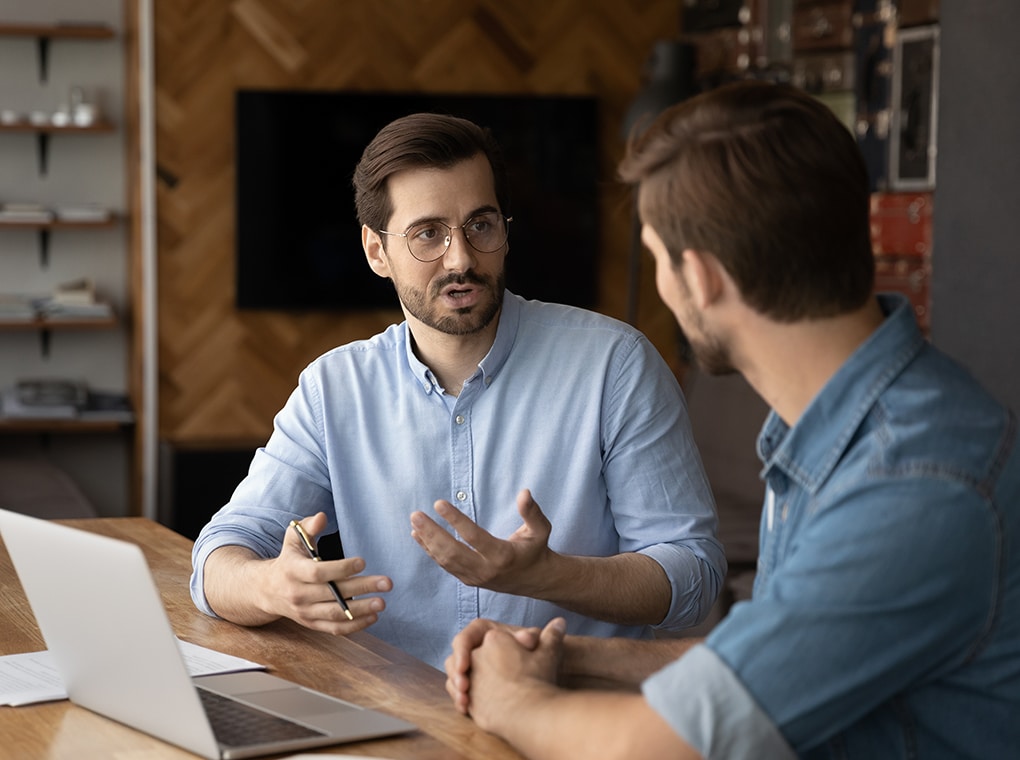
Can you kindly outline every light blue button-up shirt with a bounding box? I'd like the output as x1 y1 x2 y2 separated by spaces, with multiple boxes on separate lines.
643 295 1020 758
191 291 725 669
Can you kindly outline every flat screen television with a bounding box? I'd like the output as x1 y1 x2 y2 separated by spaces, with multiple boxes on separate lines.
235 90 600 311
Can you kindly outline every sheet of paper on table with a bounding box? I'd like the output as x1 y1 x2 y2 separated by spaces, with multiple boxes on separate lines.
0 638 265 706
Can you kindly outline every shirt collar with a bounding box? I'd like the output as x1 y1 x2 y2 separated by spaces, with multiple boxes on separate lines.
403 289 519 394
758 294 926 494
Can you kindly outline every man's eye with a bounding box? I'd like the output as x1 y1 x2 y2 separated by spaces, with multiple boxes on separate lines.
413 225 440 241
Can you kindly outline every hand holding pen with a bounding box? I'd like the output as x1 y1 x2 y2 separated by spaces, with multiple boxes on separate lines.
290 519 354 620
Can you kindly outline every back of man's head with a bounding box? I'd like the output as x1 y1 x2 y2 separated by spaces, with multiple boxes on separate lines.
353 112 510 233
619 80 874 322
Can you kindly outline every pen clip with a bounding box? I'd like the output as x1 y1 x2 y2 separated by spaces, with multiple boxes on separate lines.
289 520 353 620
290 520 320 560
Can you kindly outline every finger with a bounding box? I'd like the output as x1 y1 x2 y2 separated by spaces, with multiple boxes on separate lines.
539 617 567 649
515 489 552 536
432 500 499 551
410 511 468 565
511 626 542 650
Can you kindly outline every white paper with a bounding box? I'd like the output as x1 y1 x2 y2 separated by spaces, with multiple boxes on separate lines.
0 638 265 706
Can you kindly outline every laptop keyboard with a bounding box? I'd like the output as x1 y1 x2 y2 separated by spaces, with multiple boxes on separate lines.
197 687 327 747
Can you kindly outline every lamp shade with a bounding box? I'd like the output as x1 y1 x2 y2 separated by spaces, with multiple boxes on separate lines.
622 40 697 140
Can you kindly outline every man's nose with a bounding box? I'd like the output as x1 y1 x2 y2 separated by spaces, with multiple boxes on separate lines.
442 227 476 270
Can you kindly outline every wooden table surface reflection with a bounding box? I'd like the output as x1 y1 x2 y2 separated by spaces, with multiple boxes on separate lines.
0 517 524 760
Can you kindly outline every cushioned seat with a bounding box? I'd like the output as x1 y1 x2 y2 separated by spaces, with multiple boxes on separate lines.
0 457 97 518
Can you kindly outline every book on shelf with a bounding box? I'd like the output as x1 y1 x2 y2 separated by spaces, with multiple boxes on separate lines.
32 279 113 320
0 293 39 321
55 205 112 223
16 378 88 407
79 390 134 423
1 380 132 423
2 386 79 419
0 202 53 223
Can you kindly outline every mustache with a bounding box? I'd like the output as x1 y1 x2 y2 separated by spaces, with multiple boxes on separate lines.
431 271 489 295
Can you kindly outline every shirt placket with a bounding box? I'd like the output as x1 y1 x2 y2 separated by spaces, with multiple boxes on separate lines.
450 384 479 629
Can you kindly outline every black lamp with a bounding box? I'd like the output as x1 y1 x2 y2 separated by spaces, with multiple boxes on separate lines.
622 41 697 325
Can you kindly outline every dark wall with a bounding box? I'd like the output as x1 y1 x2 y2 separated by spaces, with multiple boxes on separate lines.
932 0 1020 413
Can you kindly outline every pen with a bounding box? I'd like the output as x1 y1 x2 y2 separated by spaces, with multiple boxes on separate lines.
289 520 354 620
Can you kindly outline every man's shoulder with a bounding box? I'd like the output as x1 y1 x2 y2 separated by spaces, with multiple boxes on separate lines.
513 293 640 340
306 322 406 370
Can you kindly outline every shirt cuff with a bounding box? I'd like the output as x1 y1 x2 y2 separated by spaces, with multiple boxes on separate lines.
642 644 795 760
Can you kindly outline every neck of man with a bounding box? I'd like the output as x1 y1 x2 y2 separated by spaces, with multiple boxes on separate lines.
735 297 886 427
406 313 501 397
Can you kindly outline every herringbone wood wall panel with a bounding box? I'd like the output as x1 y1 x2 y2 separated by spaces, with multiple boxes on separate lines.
154 0 682 444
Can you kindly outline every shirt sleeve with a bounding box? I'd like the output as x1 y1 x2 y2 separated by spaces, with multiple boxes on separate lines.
705 478 999 753
642 644 796 760
189 365 335 616
602 334 727 629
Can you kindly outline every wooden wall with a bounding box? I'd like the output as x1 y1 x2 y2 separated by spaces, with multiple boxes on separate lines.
153 0 682 444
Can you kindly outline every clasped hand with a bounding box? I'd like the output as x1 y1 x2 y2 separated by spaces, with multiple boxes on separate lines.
445 617 566 730
410 488 554 594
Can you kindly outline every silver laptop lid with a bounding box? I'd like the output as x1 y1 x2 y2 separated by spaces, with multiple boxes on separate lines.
0 509 222 758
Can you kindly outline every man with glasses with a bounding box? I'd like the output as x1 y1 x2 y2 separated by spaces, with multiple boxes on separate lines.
190 112 725 670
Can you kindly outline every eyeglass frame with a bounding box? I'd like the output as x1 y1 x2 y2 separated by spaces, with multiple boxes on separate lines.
377 212 513 263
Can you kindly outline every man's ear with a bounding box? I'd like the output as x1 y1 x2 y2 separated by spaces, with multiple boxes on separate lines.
680 248 725 309
363 225 391 279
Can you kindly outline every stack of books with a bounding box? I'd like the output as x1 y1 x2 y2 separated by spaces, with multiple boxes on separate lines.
55 204 112 223
1 379 132 422
0 203 53 223
0 294 39 322
32 278 113 320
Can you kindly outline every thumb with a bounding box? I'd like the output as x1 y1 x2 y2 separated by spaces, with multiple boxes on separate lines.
517 489 551 533
539 617 566 649
303 511 330 539
288 512 329 554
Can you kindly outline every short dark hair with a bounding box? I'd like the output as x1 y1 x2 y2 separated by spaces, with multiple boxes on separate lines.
618 80 874 322
353 112 510 232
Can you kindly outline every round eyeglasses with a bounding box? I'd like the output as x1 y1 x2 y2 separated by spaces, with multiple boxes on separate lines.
378 212 512 263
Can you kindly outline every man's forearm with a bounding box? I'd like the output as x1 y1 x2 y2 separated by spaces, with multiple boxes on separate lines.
202 545 280 626
490 684 699 760
559 634 700 690
531 551 672 625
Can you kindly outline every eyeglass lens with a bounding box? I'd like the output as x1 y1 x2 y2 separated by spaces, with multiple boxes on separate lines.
406 212 509 261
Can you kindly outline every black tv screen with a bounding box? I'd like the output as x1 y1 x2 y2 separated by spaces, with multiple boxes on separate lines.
235 90 600 311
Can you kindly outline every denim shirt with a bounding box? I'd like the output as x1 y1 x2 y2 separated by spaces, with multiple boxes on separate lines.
643 295 1020 758
191 291 725 670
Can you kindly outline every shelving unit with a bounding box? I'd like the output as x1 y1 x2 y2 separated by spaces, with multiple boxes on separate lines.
0 7 134 515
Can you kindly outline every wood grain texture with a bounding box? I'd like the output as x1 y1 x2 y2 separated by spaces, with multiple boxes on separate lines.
153 0 684 444
0 518 524 759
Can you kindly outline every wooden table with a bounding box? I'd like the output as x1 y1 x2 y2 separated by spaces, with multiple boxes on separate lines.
0 517 524 759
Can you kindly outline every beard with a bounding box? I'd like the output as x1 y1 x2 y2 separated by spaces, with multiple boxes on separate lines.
394 269 505 336
679 309 736 376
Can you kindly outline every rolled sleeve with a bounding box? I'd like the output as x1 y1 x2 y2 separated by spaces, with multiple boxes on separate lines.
642 644 795 760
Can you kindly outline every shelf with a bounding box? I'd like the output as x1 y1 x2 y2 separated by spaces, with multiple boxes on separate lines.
0 216 120 267
0 23 115 39
0 23 115 83
0 417 129 434
0 122 117 175
0 121 116 134
0 316 117 330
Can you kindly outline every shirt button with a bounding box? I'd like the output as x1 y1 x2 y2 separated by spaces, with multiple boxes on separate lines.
484 376 493 385
456 491 467 501
455 415 465 425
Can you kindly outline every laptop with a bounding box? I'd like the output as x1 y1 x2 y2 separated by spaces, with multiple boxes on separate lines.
0 509 415 759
